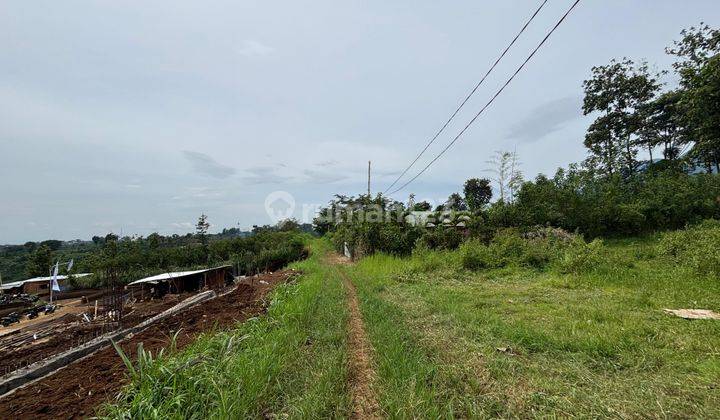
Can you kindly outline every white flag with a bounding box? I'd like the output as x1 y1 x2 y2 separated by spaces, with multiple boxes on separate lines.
67 259 74 271
51 262 61 292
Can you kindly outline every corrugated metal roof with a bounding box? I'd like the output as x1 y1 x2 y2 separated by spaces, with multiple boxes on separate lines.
0 273 93 290
127 266 231 286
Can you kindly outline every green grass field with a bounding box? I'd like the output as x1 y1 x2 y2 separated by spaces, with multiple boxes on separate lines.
103 235 720 418
345 236 720 418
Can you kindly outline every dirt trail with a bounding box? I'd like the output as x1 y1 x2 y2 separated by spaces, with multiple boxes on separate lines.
329 254 382 419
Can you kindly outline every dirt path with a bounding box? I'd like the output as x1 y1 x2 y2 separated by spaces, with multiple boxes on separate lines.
329 255 382 419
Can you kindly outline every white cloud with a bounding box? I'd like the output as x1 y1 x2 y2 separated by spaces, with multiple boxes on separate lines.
237 40 275 57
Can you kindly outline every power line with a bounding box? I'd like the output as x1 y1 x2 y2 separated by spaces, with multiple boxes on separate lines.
389 0 581 196
383 0 550 194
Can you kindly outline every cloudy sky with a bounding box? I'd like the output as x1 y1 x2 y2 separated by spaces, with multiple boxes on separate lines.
1 0 718 243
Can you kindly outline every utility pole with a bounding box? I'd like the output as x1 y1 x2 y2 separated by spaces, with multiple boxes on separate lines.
367 161 371 197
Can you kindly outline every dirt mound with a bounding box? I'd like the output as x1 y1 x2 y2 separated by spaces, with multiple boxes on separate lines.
0 271 295 419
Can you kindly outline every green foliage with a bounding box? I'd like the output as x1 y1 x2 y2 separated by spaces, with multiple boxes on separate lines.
458 228 602 273
512 167 720 237
459 239 493 270
444 193 468 211
658 219 720 278
557 239 605 275
321 193 422 258
233 235 306 274
463 178 493 211
407 244 453 274
583 58 662 175
415 227 463 251
25 244 53 278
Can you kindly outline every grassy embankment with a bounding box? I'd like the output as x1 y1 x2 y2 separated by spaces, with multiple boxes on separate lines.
101 238 351 419
344 234 720 418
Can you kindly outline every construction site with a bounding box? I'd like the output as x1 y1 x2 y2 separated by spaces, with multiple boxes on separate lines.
0 266 298 418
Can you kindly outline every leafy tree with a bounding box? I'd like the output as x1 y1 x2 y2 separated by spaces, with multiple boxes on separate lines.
666 23 720 76
147 233 161 250
583 59 661 175
276 218 300 232
26 244 53 278
684 54 720 172
667 24 720 171
463 178 493 211
444 193 468 211
412 201 432 211
40 239 63 251
637 90 689 161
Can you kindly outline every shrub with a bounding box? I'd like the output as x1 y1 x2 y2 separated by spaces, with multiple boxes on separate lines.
416 227 464 251
459 227 589 271
558 239 605 274
658 220 720 278
459 240 493 270
406 244 453 274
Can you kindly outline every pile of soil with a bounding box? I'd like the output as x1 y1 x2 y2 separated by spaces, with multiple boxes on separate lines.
0 271 296 419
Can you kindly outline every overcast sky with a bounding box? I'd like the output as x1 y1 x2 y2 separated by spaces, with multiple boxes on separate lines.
1 0 718 243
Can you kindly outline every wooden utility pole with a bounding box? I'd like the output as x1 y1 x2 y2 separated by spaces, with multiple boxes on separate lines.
367 161 371 196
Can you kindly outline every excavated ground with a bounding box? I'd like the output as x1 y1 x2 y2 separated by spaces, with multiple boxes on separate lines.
0 271 296 419
0 297 185 375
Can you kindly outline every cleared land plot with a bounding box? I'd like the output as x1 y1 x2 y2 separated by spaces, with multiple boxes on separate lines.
0 296 183 375
0 271 294 419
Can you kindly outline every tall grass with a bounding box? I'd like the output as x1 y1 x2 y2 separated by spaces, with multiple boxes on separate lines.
101 239 350 419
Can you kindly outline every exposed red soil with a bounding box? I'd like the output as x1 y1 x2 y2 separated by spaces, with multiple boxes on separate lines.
0 298 184 375
0 270 297 419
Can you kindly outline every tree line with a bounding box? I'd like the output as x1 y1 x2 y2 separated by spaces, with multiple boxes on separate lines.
316 24 720 255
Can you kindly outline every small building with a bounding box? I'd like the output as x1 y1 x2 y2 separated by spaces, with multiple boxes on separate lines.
126 266 233 299
0 274 93 296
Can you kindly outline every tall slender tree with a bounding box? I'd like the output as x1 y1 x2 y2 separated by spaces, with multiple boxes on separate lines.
196 214 210 262
582 59 661 175
487 151 523 203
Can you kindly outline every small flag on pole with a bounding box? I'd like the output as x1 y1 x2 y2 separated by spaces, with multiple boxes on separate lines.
51 262 61 292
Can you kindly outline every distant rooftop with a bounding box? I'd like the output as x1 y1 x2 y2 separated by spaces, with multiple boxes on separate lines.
127 266 231 286
0 273 93 290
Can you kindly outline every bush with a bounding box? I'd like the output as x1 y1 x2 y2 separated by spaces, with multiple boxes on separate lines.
416 227 464 251
459 227 590 271
658 220 720 278
407 244 453 274
459 240 494 270
232 236 306 275
557 239 605 274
